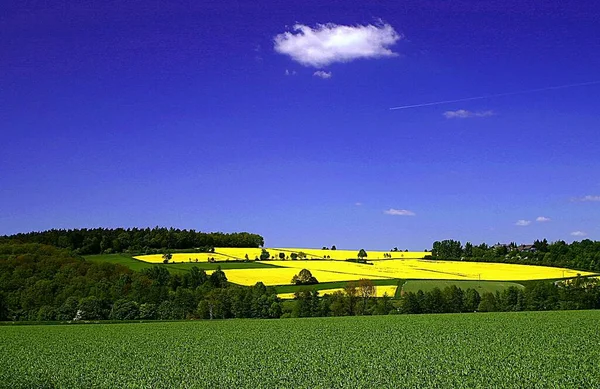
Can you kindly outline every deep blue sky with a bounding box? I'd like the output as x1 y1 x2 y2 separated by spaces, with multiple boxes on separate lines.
2 0 599 249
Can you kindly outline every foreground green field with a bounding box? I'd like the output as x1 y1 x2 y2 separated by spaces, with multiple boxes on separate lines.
1 311 599 388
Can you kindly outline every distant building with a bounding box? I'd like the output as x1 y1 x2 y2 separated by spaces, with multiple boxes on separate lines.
516 244 536 252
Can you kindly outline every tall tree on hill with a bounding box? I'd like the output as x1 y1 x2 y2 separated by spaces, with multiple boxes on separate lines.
432 240 463 259
260 249 270 260
357 249 368 261
291 269 318 285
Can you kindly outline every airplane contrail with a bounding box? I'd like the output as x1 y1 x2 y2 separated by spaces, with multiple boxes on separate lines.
389 80 600 110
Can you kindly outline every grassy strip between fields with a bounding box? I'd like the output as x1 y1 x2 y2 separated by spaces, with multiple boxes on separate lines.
273 279 402 294
274 278 529 298
401 280 524 295
84 254 279 274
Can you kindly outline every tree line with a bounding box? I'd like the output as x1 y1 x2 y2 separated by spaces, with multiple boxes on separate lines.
0 243 279 321
289 277 600 317
431 239 600 272
0 227 264 255
2 238 600 322
398 278 600 314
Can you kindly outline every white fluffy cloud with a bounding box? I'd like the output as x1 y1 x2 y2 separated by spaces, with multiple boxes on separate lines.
443 110 495 119
536 216 551 222
284 69 297 76
384 208 415 216
571 231 587 237
274 22 401 67
313 70 332 79
515 219 531 226
574 195 600 202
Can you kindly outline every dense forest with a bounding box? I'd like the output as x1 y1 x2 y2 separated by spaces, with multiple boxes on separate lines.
0 228 264 255
1 241 599 322
431 239 600 272
0 243 279 321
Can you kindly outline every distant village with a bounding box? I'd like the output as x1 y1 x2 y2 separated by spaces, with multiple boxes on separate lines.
493 243 536 252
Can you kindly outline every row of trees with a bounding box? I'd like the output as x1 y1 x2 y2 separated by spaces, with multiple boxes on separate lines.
0 228 264 255
289 280 393 317
400 279 600 314
289 277 600 318
431 239 600 272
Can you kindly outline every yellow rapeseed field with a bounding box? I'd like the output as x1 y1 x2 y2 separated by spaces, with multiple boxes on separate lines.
272 248 429 260
137 248 430 263
210 268 389 286
137 253 231 263
135 248 430 263
369 259 589 281
135 248 594 286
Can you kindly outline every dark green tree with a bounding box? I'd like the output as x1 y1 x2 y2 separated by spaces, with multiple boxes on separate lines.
478 293 498 312
260 249 270 260
208 266 228 288
463 288 481 312
110 299 140 320
291 269 318 285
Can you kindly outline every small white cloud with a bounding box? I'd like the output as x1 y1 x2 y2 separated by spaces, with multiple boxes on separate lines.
536 216 551 222
274 22 401 67
285 69 297 76
443 110 495 119
571 231 587 237
574 195 600 202
313 70 332 79
355 202 362 206
515 219 531 226
384 208 415 216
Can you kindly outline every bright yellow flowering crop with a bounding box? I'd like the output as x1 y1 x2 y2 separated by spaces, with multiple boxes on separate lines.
370 259 589 281
135 248 594 286
212 268 388 286
135 248 430 263
271 248 429 261
137 253 230 263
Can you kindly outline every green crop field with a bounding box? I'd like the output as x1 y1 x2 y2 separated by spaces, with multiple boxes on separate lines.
401 280 524 296
1 311 599 388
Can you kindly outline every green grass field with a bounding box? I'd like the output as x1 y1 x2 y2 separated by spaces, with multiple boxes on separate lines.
1 311 599 388
401 279 524 296
85 254 278 275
